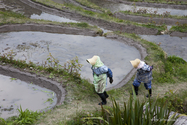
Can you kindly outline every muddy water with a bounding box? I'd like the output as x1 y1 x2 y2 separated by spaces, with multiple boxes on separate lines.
1 0 42 18
89 0 187 16
30 12 111 33
139 35 187 61
0 74 57 119
30 12 78 23
0 31 140 88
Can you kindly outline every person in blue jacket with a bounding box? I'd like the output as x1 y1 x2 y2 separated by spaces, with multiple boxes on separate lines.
130 58 153 97
86 55 113 105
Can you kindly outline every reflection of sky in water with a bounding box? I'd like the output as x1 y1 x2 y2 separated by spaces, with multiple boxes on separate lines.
139 35 187 61
0 74 57 119
89 0 187 16
30 12 78 23
0 32 141 88
30 12 111 33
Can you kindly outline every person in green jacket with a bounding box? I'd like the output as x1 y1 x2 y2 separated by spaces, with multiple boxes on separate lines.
86 55 113 105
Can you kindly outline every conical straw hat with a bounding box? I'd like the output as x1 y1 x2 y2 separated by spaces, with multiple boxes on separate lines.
86 55 98 66
130 59 140 68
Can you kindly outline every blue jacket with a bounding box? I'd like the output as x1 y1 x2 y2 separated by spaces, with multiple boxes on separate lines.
91 65 113 78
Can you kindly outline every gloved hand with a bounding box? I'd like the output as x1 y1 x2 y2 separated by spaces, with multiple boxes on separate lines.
150 65 153 71
109 77 113 84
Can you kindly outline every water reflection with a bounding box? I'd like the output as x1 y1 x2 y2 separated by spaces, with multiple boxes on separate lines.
0 32 141 88
89 0 187 16
31 12 78 23
139 34 187 61
30 12 111 33
0 74 57 119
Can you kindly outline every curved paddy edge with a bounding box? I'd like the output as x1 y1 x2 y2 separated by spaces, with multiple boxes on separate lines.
0 64 66 107
0 24 99 36
105 34 148 90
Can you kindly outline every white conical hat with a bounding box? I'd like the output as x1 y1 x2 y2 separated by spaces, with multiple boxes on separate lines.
86 55 98 66
130 59 140 68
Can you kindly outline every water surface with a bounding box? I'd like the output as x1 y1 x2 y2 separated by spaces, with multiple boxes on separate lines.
89 0 187 16
0 74 57 119
0 31 141 88
139 35 187 61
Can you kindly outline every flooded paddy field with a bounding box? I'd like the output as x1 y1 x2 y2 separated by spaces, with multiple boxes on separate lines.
139 35 187 61
0 74 57 119
89 0 187 16
0 31 141 88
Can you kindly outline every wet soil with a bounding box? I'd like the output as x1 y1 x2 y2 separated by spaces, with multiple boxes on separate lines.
108 0 187 10
0 24 100 36
114 12 187 37
0 0 42 18
114 12 187 26
19 0 187 37
88 0 187 15
19 0 158 35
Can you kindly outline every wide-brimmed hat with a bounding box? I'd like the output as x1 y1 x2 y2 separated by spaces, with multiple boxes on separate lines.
130 59 140 68
86 55 98 66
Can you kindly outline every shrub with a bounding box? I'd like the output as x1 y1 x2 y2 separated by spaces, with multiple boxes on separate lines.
13 106 42 125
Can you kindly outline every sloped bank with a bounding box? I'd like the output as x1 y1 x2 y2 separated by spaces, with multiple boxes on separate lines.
19 0 159 35
0 24 101 36
114 12 187 37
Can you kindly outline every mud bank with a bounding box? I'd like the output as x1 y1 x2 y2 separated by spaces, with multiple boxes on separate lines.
0 65 66 106
0 24 100 36
114 13 187 37
170 31 187 37
114 12 187 26
109 0 187 10
19 0 158 35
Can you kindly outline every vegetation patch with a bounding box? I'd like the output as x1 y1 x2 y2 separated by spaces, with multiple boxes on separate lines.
68 93 179 124
170 23 187 33
157 89 187 114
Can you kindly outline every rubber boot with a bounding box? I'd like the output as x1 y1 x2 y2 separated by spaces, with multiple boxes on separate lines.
104 91 109 98
146 89 152 98
132 86 138 95
97 93 107 105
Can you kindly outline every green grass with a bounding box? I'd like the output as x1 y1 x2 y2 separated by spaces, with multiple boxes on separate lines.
170 23 187 33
